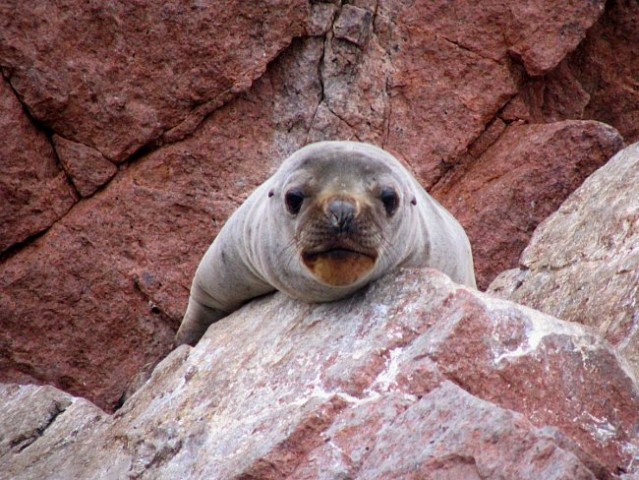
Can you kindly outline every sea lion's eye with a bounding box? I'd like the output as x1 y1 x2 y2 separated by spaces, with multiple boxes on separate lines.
380 187 400 216
285 189 305 215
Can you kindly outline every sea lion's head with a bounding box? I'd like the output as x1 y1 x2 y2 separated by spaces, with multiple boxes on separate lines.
272 142 417 287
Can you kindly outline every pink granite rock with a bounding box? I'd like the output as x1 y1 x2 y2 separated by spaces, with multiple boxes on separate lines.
569 0 639 143
496 0 639 144
489 141 639 385
434 120 624 290
507 0 605 76
1 269 636 478
0 78 76 254
52 135 117 197
0 1 309 162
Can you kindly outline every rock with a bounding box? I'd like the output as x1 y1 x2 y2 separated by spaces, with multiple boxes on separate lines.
568 0 639 144
333 4 373 47
432 120 624 290
0 268 636 478
0 1 309 162
0 38 324 412
52 135 118 197
308 4 391 147
307 2 338 37
0 384 106 460
0 215 177 412
500 62 593 125
507 0 605 76
379 0 607 181
498 1 639 145
489 142 639 380
353 384 599 480
379 0 519 186
0 77 76 254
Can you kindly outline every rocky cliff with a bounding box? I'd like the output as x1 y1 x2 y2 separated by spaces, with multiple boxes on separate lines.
1 1 639 478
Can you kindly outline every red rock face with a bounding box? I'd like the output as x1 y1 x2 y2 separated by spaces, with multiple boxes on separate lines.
568 0 639 142
0 79 76 253
52 135 117 197
0 1 637 413
0 1 309 162
433 120 624 289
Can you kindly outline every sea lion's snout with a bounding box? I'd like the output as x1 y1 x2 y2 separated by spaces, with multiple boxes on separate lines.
324 197 359 233
299 194 379 287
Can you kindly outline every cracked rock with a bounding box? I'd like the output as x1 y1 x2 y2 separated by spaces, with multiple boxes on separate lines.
489 141 639 381
0 78 76 254
434 120 624 290
0 1 309 162
307 2 338 36
53 135 118 197
333 4 373 47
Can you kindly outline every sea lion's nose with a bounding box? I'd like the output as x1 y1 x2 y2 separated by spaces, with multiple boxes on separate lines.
327 198 357 231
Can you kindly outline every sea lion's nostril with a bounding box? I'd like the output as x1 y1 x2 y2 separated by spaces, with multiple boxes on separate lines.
327 199 356 231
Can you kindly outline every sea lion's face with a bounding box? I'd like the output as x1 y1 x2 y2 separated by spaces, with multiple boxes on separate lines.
278 152 411 287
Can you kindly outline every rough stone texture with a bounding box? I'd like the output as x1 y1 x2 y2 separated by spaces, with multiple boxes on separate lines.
489 141 639 381
0 384 106 461
1 0 637 420
0 1 309 162
379 0 604 184
433 120 624 289
507 0 605 76
568 0 639 143
501 0 639 145
353 385 599 480
52 135 117 197
0 77 76 254
0 269 637 479
333 4 372 47
0 38 324 411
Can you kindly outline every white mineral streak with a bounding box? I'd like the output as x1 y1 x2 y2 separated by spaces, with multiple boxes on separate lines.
485 296 595 364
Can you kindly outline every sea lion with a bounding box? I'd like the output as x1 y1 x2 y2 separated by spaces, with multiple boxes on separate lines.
175 141 476 346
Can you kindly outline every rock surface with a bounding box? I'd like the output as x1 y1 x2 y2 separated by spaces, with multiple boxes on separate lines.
52 135 117 197
489 141 639 381
1 269 637 479
1 0 638 415
0 78 76 254
0 0 309 162
568 0 639 143
433 120 624 289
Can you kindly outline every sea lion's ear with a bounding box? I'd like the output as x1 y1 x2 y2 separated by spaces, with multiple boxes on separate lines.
268 189 275 198
410 196 417 206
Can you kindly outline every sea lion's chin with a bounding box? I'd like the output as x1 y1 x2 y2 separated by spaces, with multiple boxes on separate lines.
301 248 377 287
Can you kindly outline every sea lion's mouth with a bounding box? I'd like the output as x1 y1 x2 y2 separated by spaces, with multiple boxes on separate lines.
302 247 377 287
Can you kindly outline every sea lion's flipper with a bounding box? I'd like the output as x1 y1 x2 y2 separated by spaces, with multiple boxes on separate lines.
174 299 227 347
